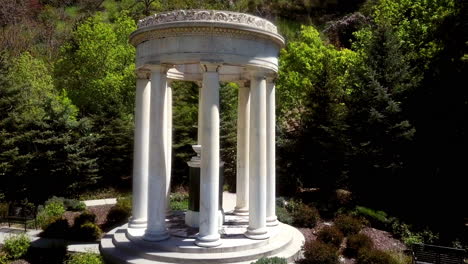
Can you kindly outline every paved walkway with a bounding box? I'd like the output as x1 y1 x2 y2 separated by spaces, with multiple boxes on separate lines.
83 198 117 207
0 192 237 254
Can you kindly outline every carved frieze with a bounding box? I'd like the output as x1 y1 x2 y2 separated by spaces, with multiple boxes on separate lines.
137 10 278 34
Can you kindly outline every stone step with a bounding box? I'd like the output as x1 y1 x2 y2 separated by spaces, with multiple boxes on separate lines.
101 223 304 264
123 224 285 253
113 230 291 263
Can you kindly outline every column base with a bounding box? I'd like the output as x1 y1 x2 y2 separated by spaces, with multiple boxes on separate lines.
244 226 269 240
185 210 224 228
185 210 199 228
233 206 249 216
143 229 170 242
128 217 147 229
195 233 222 248
266 216 279 226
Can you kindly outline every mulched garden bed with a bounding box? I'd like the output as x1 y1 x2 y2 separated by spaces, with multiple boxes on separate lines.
63 204 114 228
298 220 407 264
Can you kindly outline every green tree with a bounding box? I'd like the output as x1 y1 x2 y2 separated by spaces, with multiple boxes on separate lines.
220 82 238 192
346 24 417 205
0 53 98 202
55 12 136 116
169 81 198 187
276 26 357 194
372 0 457 70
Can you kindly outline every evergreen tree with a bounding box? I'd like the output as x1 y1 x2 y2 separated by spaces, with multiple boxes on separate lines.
346 24 417 207
0 53 98 203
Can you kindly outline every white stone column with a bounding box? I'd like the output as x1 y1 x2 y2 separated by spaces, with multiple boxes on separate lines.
245 69 269 240
266 78 278 226
144 65 170 242
234 81 250 216
197 83 203 145
129 70 151 229
165 82 173 210
195 63 222 248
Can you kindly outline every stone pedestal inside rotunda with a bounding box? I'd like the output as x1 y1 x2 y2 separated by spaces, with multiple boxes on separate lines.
185 144 225 228
99 9 304 264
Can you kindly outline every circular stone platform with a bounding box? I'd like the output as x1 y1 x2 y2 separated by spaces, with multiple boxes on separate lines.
100 212 304 264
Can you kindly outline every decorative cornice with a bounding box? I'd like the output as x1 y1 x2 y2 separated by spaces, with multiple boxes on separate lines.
130 26 283 47
137 10 278 35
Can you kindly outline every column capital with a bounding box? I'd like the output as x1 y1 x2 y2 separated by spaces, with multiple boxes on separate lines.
247 67 276 80
266 75 278 83
200 62 222 73
147 64 172 73
236 80 250 88
136 69 151 79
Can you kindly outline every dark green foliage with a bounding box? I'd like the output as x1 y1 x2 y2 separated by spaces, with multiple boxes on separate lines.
70 210 101 241
65 252 104 264
356 249 398 264
219 82 238 192
345 233 374 257
36 201 66 229
104 206 130 229
303 240 339 264
104 196 131 229
0 54 98 203
115 196 132 212
276 206 293 225
169 192 189 211
334 214 363 236
346 23 418 208
292 203 320 228
72 222 102 241
2 234 30 260
64 200 86 212
92 116 133 187
171 81 198 186
317 226 344 248
250 257 287 264
73 211 96 227
45 196 86 212
354 206 390 229
41 218 70 239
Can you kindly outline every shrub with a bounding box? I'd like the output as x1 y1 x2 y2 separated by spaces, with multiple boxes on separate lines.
64 199 86 212
41 218 70 239
276 206 293 225
72 223 102 241
36 201 66 229
292 203 320 228
390 220 438 246
250 257 287 264
276 197 287 207
354 206 390 229
0 252 8 264
387 251 413 264
345 233 374 257
170 192 189 211
317 226 344 248
104 196 132 228
3 234 30 260
66 252 104 264
116 196 131 212
334 189 353 207
303 240 339 264
334 214 363 236
73 211 96 227
105 205 130 228
45 196 86 211
356 249 398 264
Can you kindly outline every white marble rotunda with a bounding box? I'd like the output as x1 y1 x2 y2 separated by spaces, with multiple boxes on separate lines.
99 9 304 264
